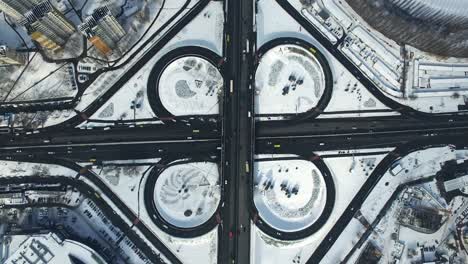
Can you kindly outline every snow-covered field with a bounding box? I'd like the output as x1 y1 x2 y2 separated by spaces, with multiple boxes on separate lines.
0 160 76 177
0 54 77 103
8 109 75 130
3 233 108 264
154 162 220 228
321 146 467 263
82 1 224 125
291 0 468 114
254 159 327 232
158 56 223 116
255 44 325 115
256 0 397 120
250 152 388 264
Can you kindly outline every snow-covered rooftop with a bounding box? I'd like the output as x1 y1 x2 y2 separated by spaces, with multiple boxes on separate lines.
254 159 327 232
4 232 107 264
154 162 220 228
255 44 326 115
157 56 223 116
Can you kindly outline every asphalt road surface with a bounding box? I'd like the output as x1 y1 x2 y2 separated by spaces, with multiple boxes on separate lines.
221 0 255 263
2 0 468 263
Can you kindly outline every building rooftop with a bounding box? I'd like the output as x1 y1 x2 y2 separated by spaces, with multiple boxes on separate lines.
5 232 107 264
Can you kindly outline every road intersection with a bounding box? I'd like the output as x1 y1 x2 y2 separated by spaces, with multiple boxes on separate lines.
1 0 468 263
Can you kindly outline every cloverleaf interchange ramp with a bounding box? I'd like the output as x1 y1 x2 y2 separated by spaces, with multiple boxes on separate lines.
1 0 468 263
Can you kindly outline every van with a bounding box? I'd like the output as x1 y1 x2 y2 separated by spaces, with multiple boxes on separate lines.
389 162 404 176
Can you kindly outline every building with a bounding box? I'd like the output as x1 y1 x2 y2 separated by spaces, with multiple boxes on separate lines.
0 0 40 20
4 232 109 264
437 160 468 201
355 242 383 263
21 1 75 50
29 31 61 51
0 45 25 65
78 6 126 55
77 62 98 74
398 206 444 233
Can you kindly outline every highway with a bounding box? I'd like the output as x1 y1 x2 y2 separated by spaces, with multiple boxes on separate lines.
1 117 467 161
1 0 468 263
257 127 468 154
257 116 468 137
0 125 220 161
221 0 255 263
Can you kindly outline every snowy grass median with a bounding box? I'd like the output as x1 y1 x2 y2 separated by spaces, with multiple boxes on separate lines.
255 44 326 116
154 161 220 229
254 159 327 233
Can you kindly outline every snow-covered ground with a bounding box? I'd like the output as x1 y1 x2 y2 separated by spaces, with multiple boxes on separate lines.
0 55 77 102
291 0 468 114
90 164 155 212
341 185 465 264
154 162 220 228
158 56 223 116
0 160 76 177
254 159 327 232
9 109 76 130
321 146 468 263
136 160 220 264
255 44 325 115
250 152 388 264
318 68 400 118
3 233 108 264
81 1 224 126
0 159 188 263
256 0 397 120
75 69 163 127
74 0 202 112
0 0 224 129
